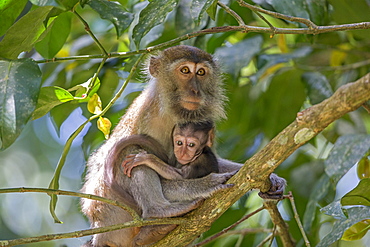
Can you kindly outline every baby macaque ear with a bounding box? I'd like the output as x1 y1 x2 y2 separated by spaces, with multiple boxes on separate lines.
149 56 160 77
207 128 215 147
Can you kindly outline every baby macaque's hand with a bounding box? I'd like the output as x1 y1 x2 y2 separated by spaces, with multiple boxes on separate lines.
121 151 148 177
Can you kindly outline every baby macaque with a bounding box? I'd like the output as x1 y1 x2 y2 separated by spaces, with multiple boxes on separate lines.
122 121 218 180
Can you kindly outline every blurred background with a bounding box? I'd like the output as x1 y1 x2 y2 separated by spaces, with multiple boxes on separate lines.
0 0 370 246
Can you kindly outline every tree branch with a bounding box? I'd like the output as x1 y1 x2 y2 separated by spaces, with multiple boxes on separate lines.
263 200 294 247
35 24 370 63
237 0 318 30
154 73 370 246
193 206 265 246
0 217 186 247
287 192 311 247
0 187 139 220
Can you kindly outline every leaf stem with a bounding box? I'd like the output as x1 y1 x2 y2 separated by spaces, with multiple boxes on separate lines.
73 10 109 57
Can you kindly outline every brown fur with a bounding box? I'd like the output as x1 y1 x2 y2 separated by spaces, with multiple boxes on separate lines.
81 45 285 247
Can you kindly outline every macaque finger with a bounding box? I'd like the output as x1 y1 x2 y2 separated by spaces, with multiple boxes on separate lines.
126 163 138 178
122 157 136 176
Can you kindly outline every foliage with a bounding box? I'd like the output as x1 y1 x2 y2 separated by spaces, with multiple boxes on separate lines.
0 0 370 246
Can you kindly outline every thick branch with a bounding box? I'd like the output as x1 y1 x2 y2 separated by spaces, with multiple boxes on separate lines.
155 73 370 246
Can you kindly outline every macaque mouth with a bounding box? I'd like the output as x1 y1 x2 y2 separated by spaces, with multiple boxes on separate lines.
178 152 202 165
181 97 201 110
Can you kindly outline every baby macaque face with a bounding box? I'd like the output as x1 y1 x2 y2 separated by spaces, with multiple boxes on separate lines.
172 126 208 165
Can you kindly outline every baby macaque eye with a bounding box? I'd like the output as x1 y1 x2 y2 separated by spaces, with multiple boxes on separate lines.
188 143 195 147
176 141 183 146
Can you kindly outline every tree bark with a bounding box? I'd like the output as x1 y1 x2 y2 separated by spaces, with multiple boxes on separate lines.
154 73 370 246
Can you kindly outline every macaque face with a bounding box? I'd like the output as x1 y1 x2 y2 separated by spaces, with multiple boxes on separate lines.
173 127 208 165
173 61 211 111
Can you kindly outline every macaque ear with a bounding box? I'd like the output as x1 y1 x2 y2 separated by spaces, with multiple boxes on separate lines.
149 56 160 77
206 128 215 147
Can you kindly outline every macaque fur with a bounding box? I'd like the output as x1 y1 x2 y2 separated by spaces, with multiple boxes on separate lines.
81 45 286 247
121 121 218 180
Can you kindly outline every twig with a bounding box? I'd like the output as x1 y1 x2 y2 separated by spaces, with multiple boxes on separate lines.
0 187 139 220
287 192 311 247
252 11 277 37
0 217 186 247
73 9 108 57
218 228 273 237
263 200 295 247
193 206 265 246
237 0 318 30
35 22 370 64
217 1 245 26
256 233 274 247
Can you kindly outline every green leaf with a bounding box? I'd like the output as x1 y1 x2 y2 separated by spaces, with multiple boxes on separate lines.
175 0 196 37
258 69 306 138
251 46 312 84
133 0 178 48
305 0 329 25
357 154 370 179
30 0 78 10
80 0 89 7
215 36 263 79
320 200 347 219
32 86 74 120
0 58 42 150
342 219 370 241
206 0 218 21
0 6 53 59
49 172 63 223
317 207 370 246
190 0 216 24
87 0 134 37
69 76 101 102
269 0 310 27
0 0 28 37
341 178 370 207
35 12 72 59
302 72 333 105
328 0 370 40
325 134 370 184
30 0 61 8
303 174 332 231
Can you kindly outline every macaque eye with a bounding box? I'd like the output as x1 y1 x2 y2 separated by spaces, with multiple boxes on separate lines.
176 140 183 146
180 66 190 74
188 143 196 147
196 68 205 76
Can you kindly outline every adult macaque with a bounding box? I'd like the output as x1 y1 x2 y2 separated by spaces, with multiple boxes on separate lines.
81 45 286 247
122 121 218 179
